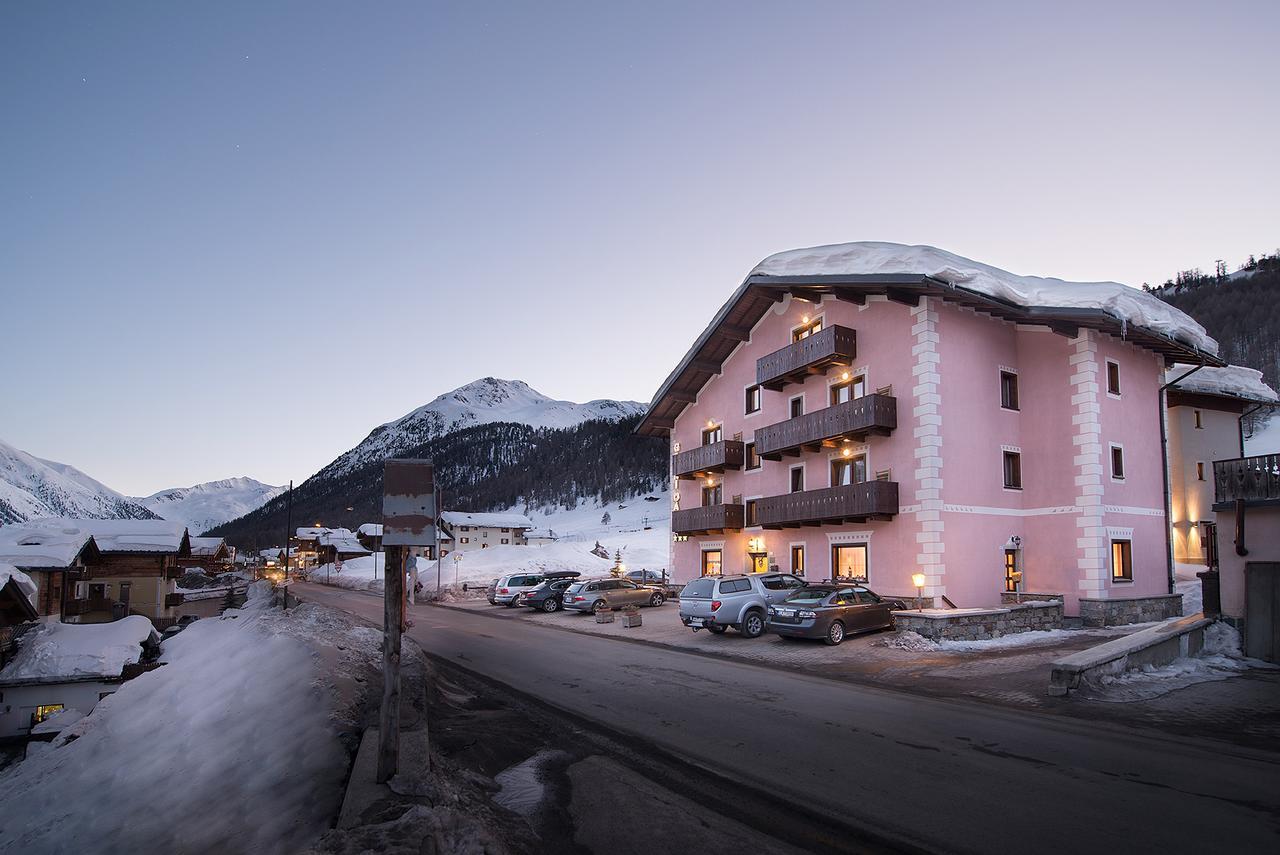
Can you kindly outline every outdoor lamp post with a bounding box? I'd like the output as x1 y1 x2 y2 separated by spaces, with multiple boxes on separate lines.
912 572 926 612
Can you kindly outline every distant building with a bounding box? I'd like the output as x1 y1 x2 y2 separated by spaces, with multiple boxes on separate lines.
356 523 383 552
180 536 233 575
438 512 534 554
0 524 102 624
294 527 369 567
524 528 559 546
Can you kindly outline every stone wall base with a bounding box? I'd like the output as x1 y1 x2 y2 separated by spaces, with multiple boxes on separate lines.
893 601 1064 641
1078 594 1183 628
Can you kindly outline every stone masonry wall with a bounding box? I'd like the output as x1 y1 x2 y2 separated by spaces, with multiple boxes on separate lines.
892 601 1064 641
1078 594 1183 627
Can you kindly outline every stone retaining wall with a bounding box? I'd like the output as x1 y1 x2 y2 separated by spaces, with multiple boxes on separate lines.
999 592 1064 605
1077 594 1183 627
892 601 1064 641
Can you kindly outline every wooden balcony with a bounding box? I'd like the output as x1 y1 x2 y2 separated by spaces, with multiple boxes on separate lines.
672 440 745 480
756 325 857 391
754 394 897 460
672 503 746 535
1214 454 1280 508
756 481 899 529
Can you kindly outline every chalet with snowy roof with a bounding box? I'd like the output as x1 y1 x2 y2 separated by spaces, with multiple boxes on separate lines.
637 241 1225 622
293 527 369 568
179 536 232 575
438 512 533 554
356 523 383 552
0 524 102 623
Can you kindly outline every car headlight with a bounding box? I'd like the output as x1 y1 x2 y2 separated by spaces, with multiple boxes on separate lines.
767 607 777 616
798 610 817 619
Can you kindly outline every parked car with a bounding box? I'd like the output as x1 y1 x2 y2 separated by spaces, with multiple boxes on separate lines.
624 569 667 585
492 571 580 607
563 577 667 613
766 584 907 645
486 578 500 605
678 573 807 638
517 577 579 613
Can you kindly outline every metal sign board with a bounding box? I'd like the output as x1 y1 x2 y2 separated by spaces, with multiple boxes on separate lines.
382 459 436 546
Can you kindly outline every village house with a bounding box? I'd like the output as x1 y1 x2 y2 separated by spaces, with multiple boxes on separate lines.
438 512 534 554
0 524 102 624
637 242 1224 621
356 523 383 552
178 536 233 576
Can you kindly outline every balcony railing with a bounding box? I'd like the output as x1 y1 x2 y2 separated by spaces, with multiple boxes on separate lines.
754 394 897 460
672 440 745 480
756 481 899 528
672 503 746 535
756 325 857 391
1214 454 1280 506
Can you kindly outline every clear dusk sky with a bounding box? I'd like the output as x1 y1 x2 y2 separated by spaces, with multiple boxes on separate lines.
2 2 1277 495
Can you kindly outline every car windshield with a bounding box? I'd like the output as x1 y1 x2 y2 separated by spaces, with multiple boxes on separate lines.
784 587 835 604
681 578 715 598
565 583 584 593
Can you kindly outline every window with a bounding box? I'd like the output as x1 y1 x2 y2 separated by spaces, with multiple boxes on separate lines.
460 537 469 544
720 578 752 593
703 424 723 445
832 544 868 581
481 543 488 549
1111 540 1133 582
701 550 723 576
830 375 866 406
790 545 805 577
702 483 723 505
1003 451 1022 490
792 318 822 341
745 385 761 414
1194 410 1203 429
790 466 805 493
32 704 64 725
1111 445 1125 480
1196 461 1205 481
500 538 509 544
1000 371 1019 410
745 499 759 527
831 454 866 486
1004 549 1019 592
789 396 804 418
1106 360 1121 396
501 527 510 532
745 442 760 470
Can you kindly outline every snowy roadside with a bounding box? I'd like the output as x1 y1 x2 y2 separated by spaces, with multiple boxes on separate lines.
0 582 382 854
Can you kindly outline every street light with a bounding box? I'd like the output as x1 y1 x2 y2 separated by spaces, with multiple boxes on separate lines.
912 572 926 612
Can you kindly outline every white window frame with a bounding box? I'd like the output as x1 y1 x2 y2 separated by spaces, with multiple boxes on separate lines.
1105 358 1122 399
1001 444 1023 492
788 542 807 577
788 393 805 419
827 446 869 487
1109 442 1126 482
998 365 1019 411
789 464 806 493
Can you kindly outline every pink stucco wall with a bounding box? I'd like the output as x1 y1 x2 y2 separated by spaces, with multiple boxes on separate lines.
667 292 1173 614
1215 506 1280 620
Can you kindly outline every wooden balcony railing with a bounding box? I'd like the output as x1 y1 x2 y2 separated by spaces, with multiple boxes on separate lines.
756 481 899 529
756 325 857 391
754 394 897 460
672 440 745 480
672 503 746 535
1214 454 1280 506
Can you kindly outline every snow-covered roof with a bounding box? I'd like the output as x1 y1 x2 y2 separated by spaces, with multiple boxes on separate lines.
0 523 96 569
0 615 158 683
1167 364 1279 404
356 523 383 537
440 512 535 530
21 518 189 555
317 529 369 555
524 529 558 540
0 564 37 609
189 536 228 557
751 242 1217 353
258 547 285 559
295 527 330 540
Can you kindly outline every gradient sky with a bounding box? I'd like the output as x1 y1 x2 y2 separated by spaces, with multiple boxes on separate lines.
3 1 1277 496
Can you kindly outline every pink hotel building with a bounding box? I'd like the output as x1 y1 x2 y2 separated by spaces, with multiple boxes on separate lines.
637 243 1224 616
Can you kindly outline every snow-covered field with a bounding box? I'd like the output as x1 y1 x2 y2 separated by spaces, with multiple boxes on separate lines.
0 583 380 854
1245 411 1280 455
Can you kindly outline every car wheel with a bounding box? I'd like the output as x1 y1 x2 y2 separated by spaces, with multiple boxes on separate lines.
542 599 560 613
649 592 665 607
591 600 608 614
740 610 765 639
707 625 727 635
505 599 518 608
825 621 846 646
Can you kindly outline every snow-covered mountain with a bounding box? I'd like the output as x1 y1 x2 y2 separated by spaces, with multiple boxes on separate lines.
324 378 646 478
135 477 285 536
0 439 158 525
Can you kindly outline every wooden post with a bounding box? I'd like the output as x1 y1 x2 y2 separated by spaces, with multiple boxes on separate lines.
377 544 404 783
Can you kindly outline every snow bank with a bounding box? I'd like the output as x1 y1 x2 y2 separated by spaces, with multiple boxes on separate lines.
1167 363 1278 402
1245 412 1280 456
1176 578 1203 616
0 615 157 681
751 242 1216 353
0 563 37 608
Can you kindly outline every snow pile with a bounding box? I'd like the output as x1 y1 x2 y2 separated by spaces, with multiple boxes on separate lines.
1245 412 1280 456
1167 363 1278 403
440 511 535 529
0 589 380 853
938 628 1095 651
492 750 567 817
751 242 1217 353
310 554 387 592
1176 578 1203 616
0 563 37 608
876 631 937 652
0 615 157 681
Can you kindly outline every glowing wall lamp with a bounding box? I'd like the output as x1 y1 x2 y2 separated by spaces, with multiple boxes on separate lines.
912 572 927 612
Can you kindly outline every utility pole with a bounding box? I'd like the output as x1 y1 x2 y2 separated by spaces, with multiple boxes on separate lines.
282 481 293 610
378 542 404 783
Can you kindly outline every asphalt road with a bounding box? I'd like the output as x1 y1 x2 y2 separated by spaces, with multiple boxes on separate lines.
295 583 1280 855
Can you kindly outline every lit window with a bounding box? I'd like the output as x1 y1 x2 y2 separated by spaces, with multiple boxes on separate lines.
1003 451 1022 490
830 376 865 406
32 704 64 725
1111 446 1125 480
1000 371 1019 410
1111 540 1133 581
832 544 868 581
831 455 866 486
701 550 723 576
702 424 722 445
1107 361 1121 396
792 319 822 341
1196 461 1205 481
790 545 805 577
744 385 761 414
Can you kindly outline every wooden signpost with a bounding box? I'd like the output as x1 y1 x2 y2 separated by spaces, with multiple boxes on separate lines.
378 459 436 783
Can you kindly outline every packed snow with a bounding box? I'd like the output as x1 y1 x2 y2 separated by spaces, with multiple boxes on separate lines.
439 511 535 529
0 438 156 525
750 242 1217 353
0 615 157 681
1245 412 1280 455
0 522 96 568
134 476 285 535
0 582 381 853
0 564 37 608
1166 363 1278 403
17 517 188 554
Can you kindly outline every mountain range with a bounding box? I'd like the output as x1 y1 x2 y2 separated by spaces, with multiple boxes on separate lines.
135 477 285 536
0 439 158 525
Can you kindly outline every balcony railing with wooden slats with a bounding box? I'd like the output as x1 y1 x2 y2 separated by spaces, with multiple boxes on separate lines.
756 325 857 391
754 394 897 460
1214 454 1280 507
672 440 745 480
756 481 898 529
672 503 746 535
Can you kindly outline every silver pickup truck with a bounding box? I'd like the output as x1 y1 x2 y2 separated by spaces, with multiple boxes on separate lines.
677 573 808 638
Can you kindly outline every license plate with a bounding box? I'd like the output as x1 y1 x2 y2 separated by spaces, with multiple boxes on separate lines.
688 618 704 627
775 608 795 617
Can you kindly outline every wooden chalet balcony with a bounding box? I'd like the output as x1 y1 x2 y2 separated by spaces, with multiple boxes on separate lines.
672 503 746 535
756 325 857 391
672 440 745 480
1214 454 1280 508
756 481 899 529
754 394 897 460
